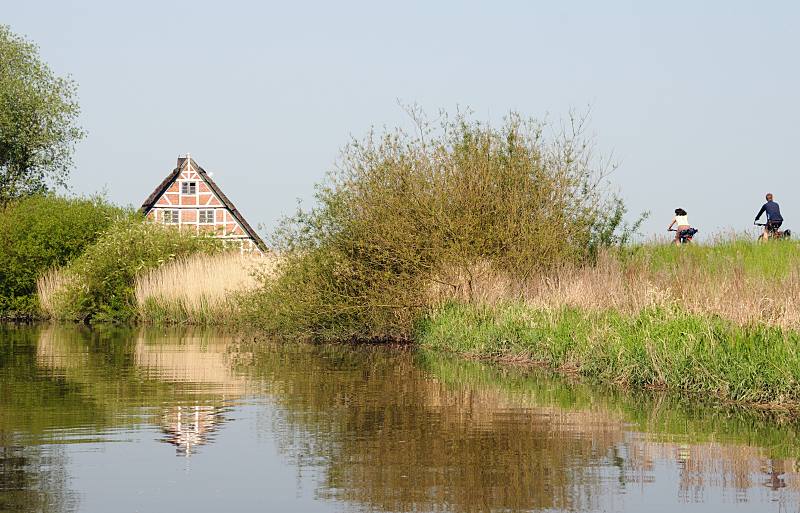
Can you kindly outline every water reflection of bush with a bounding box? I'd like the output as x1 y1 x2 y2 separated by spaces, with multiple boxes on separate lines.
0 326 78 513
0 441 76 513
236 343 800 513
238 344 622 512
11 324 800 512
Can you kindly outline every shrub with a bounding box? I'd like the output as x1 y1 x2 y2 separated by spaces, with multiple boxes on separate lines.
0 194 125 318
44 218 220 322
245 111 637 341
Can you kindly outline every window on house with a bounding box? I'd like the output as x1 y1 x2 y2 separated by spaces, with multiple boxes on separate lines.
199 209 214 224
181 181 197 195
163 210 179 224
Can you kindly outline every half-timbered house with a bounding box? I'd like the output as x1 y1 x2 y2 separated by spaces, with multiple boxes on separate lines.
140 155 266 252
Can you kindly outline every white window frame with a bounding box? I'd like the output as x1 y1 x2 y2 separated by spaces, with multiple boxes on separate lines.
163 209 179 224
198 209 215 224
181 181 197 195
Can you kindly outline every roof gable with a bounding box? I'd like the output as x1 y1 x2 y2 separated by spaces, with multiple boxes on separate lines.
140 157 266 250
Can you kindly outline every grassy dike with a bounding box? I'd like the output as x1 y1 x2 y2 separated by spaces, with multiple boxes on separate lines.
415 303 800 409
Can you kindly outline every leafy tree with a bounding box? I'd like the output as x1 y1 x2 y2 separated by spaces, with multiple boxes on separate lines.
0 25 84 204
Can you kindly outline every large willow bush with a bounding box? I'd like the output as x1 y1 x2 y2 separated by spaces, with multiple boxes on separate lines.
248 112 637 341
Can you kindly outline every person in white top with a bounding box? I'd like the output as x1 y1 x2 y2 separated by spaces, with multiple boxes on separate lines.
668 208 690 245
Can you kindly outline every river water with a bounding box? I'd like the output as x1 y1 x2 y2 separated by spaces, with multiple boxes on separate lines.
1 324 799 513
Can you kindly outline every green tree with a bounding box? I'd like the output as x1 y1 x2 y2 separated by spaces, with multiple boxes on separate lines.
0 25 84 204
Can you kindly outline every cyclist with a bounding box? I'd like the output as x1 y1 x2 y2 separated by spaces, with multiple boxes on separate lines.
755 193 783 240
668 208 691 245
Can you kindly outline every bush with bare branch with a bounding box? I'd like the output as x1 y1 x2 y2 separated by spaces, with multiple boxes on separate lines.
244 110 639 341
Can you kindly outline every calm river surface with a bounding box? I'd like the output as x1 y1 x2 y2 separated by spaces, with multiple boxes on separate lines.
1 324 799 513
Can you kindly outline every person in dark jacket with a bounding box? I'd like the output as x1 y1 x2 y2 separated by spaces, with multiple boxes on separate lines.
755 193 784 240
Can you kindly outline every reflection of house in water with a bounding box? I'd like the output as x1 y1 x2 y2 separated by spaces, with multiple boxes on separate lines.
134 329 251 457
34 325 251 457
160 404 230 456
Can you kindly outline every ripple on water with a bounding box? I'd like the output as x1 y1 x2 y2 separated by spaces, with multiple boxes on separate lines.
0 324 799 513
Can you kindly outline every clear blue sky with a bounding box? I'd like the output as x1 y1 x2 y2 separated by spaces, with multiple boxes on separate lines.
6 1 800 239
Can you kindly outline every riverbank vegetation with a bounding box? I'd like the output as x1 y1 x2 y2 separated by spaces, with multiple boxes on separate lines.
0 194 125 319
134 252 277 325
3 107 799 411
417 303 800 408
1 193 268 323
232 110 800 410
240 112 637 341
38 218 220 323
413 242 800 409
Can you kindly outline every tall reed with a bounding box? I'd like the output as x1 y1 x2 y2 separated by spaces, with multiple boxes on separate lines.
36 266 73 319
37 218 220 322
135 252 277 324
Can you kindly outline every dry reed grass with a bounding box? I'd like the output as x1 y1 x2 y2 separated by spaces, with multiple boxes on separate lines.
430 249 800 330
36 267 74 318
134 251 279 323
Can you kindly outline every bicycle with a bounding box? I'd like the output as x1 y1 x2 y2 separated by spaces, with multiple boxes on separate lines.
668 227 698 244
755 222 791 241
